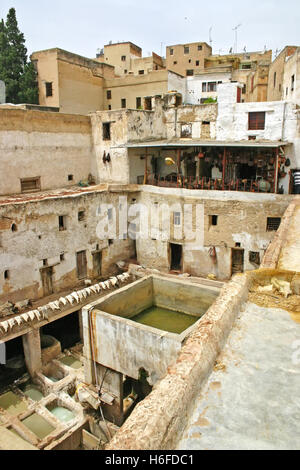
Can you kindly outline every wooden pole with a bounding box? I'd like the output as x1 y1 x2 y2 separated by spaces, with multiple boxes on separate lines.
222 147 226 190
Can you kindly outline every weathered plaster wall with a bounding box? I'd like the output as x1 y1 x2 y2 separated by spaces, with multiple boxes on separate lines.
135 186 291 280
0 109 94 195
283 48 300 106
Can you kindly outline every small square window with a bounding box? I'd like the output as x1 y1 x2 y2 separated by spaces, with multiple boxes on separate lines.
4 270 10 280
198 45 202 51
21 177 41 193
121 98 126 108
108 239 113 246
121 56 126 61
196 60 199 66
266 217 281 232
68 174 73 181
186 69 194 76
202 82 207 92
170 48 174 55
60 253 65 262
136 97 141 108
173 61 177 65
107 90 112 100
184 46 189 54
249 251 260 265
138 70 144 75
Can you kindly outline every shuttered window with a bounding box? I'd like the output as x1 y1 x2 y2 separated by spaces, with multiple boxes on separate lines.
20 177 41 193
248 112 265 130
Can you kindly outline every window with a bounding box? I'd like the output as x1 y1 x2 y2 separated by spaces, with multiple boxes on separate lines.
198 45 202 51
59 215 67 231
78 211 85 222
291 75 295 91
124 69 127 74
248 136 257 140
248 112 265 130
241 64 251 70
136 97 141 108
68 174 73 181
274 72 276 88
209 215 218 226
45 82 53 97
188 59 191 63
121 98 126 108
138 70 144 75
173 212 181 226
208 82 217 92
4 270 10 280
43 259 48 266
249 251 260 265
108 105 111 110
20 177 41 193
202 82 207 92
170 48 174 55
60 253 65 262
184 46 189 54
121 56 126 61
173 61 177 65
103 122 111 140
107 90 112 100
266 217 281 232
196 60 199 66
242 84 246 94
186 69 194 76
108 239 113 246
11 223 17 232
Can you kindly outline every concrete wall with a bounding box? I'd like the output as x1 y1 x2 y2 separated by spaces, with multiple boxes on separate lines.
0 108 94 195
0 189 136 304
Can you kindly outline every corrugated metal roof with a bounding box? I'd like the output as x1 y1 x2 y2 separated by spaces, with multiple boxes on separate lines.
122 140 290 149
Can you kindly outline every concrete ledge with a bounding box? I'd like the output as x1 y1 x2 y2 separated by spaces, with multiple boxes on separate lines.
106 273 250 450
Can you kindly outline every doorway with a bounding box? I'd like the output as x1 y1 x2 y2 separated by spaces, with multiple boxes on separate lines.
41 266 54 296
170 243 183 271
231 249 244 275
92 251 102 278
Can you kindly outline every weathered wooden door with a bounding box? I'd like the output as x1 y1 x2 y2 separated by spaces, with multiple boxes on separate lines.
41 266 54 296
231 249 244 275
76 250 87 279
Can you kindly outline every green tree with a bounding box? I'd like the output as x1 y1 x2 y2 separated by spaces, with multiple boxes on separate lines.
0 8 38 104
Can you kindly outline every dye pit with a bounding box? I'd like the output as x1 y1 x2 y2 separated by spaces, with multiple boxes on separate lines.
132 306 198 334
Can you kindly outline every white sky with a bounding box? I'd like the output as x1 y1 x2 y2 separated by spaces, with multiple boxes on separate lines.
0 0 299 59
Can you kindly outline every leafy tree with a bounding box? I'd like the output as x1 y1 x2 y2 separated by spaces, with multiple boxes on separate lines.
0 8 38 104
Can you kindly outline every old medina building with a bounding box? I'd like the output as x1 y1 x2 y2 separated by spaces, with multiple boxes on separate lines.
0 36 300 451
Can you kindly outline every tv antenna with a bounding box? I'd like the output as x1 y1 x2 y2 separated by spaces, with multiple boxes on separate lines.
209 26 213 48
232 23 242 53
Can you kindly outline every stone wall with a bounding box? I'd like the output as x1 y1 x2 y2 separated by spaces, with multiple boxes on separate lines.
0 108 95 195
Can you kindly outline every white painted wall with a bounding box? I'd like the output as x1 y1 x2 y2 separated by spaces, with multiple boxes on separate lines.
185 73 231 105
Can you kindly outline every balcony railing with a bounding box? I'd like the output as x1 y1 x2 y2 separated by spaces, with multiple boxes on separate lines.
146 174 273 193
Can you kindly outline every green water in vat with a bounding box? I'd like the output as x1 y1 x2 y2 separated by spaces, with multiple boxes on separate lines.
49 406 75 423
0 391 28 416
22 413 55 439
131 306 198 334
59 356 83 370
22 384 43 402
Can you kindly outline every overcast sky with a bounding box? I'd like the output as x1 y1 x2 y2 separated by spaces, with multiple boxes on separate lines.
1 0 299 60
